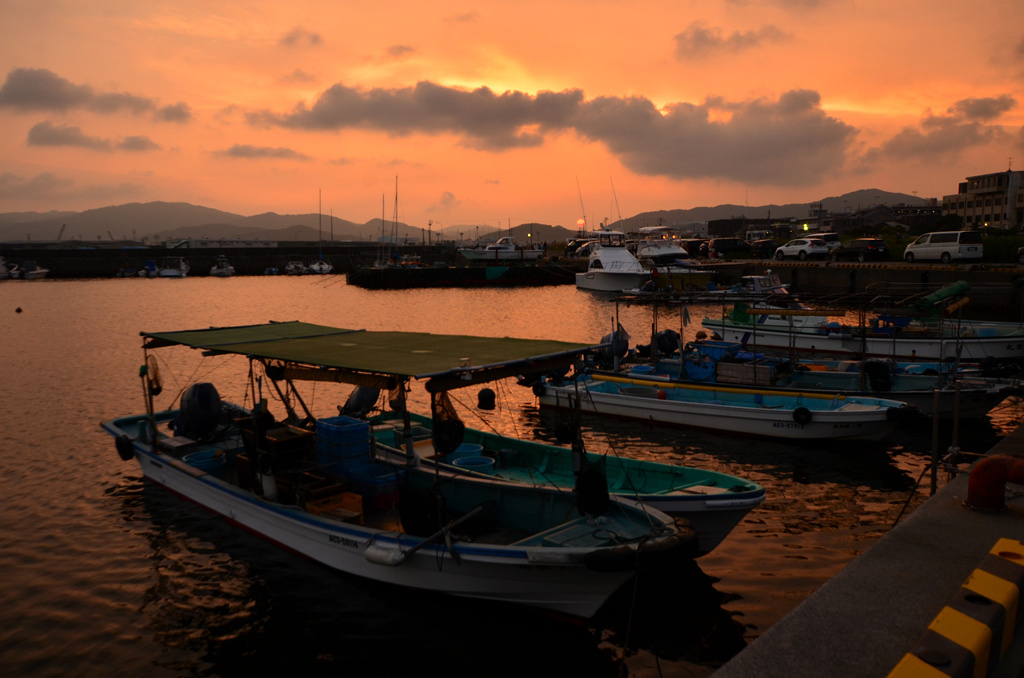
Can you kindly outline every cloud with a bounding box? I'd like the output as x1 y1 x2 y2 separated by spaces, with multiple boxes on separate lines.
0 171 143 202
215 144 311 160
386 45 416 59
0 68 190 122
252 80 854 185
575 89 855 184
251 81 583 150
427 191 461 213
674 22 789 60
155 102 192 123
866 95 1018 162
279 26 322 48
27 121 112 150
118 135 161 151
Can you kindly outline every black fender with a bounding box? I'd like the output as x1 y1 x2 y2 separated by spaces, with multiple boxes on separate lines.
115 434 135 461
793 407 812 425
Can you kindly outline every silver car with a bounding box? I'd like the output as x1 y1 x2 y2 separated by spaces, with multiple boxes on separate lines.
775 238 829 261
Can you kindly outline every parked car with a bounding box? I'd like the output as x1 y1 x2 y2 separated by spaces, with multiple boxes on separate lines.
816 232 842 250
902 231 983 263
775 238 829 261
681 239 707 257
829 238 890 262
749 239 781 259
706 237 752 259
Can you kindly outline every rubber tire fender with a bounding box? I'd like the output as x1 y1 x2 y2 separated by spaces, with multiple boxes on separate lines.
793 406 812 425
115 434 135 461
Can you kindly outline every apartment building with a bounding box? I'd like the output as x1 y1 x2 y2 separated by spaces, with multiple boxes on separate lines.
942 169 1024 230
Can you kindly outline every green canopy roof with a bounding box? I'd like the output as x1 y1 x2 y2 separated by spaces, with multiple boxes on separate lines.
142 321 596 391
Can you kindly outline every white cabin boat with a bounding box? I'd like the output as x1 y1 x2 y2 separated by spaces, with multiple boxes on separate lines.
158 257 189 278
209 255 235 277
575 230 649 292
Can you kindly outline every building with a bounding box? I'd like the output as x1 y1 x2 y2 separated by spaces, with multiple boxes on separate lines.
942 169 1024 230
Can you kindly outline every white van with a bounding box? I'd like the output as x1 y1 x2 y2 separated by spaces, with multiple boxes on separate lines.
902 231 983 263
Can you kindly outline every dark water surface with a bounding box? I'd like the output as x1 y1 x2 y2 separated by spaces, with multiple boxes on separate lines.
3 277 1021 677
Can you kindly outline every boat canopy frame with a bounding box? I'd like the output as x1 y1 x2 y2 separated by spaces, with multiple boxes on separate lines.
140 321 601 393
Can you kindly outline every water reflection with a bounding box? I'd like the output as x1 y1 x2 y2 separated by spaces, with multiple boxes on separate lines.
113 473 744 677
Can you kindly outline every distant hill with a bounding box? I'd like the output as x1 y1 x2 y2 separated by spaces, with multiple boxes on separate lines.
0 189 927 243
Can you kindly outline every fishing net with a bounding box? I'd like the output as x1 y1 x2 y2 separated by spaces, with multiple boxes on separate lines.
430 391 465 456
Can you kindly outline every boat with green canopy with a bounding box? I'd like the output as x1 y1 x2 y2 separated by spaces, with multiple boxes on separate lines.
102 321 695 619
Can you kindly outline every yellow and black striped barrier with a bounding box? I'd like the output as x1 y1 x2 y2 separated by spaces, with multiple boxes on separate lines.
888 538 1024 678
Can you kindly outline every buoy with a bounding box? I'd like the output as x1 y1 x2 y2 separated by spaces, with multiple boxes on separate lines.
477 387 496 410
965 454 1024 512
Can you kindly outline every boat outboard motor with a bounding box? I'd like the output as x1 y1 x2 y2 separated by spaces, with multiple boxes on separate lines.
173 382 222 440
477 387 496 410
339 386 380 418
656 329 682 357
595 324 630 369
862 359 893 392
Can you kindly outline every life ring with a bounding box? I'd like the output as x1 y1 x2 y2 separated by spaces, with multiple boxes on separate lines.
793 407 812 425
115 434 135 461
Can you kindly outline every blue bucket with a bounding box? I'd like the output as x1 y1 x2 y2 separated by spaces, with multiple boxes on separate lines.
183 449 227 477
452 456 495 475
447 443 483 462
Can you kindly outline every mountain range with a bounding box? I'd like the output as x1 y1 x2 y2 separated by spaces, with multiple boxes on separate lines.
0 189 927 244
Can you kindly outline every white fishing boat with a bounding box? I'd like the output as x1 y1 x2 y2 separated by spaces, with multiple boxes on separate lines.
209 255 235 277
536 371 917 442
284 261 306 275
158 257 189 278
575 229 650 292
458 237 545 262
307 258 334 274
701 281 1024 362
651 340 1022 419
101 321 691 619
634 226 698 270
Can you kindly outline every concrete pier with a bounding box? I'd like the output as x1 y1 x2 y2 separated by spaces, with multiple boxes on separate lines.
712 427 1024 678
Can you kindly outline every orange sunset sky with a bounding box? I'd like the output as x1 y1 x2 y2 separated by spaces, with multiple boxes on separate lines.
2 0 1023 233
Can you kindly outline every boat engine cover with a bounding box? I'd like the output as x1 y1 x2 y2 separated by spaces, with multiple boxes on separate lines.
174 382 222 440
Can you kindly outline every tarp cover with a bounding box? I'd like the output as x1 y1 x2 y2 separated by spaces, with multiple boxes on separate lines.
142 321 592 382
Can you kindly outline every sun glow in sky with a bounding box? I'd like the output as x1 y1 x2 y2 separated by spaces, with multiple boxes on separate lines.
2 0 1023 231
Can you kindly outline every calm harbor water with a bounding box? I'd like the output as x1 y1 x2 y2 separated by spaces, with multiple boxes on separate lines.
2 276 1021 678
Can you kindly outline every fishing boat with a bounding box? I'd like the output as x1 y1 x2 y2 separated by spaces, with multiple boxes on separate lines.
535 371 917 442
209 255 235 277
284 261 306 275
575 229 650 292
307 257 334 274
458 237 545 262
649 340 1022 419
367 411 765 556
101 321 690 619
158 257 189 278
701 281 1024 362
634 226 698 269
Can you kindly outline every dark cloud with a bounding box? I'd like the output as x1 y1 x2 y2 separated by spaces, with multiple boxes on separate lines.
252 81 583 150
0 68 189 122
27 121 112 150
279 27 322 48
118 135 161 151
867 95 1018 162
948 95 1016 121
386 45 416 59
215 144 311 160
253 80 854 185
575 89 855 184
0 171 143 202
155 102 192 123
674 21 789 60
0 68 93 112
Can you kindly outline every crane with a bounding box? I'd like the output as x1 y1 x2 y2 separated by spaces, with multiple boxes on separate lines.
57 224 66 241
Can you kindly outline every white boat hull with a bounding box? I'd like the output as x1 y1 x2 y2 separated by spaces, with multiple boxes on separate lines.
539 380 904 442
702 318 1024 362
576 270 650 292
